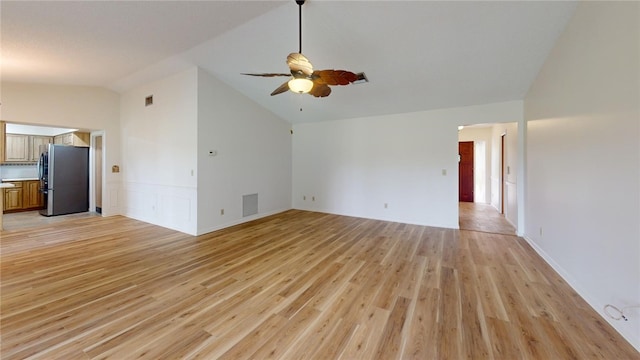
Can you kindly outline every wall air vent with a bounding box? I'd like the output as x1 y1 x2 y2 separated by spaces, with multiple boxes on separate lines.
242 193 258 217
353 72 369 84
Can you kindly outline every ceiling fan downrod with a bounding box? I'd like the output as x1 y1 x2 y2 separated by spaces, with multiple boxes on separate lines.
296 0 305 54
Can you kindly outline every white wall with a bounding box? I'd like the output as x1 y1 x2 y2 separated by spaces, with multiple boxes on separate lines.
196 68 292 235
0 82 121 216
524 1 639 350
292 101 522 229
119 68 199 234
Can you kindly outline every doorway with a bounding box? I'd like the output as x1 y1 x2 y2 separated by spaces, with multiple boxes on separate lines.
92 134 103 214
458 141 474 202
457 122 519 233
500 134 505 214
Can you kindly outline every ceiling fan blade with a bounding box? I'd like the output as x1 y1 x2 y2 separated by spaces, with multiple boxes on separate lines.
308 82 331 97
287 53 314 76
313 70 358 86
270 81 291 96
242 73 292 77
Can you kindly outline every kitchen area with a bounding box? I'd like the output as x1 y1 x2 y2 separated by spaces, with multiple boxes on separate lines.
1 121 95 231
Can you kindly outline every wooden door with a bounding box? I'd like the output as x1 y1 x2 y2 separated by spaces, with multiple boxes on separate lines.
458 141 474 202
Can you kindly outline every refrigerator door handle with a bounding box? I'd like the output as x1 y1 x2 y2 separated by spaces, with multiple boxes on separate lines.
37 154 42 179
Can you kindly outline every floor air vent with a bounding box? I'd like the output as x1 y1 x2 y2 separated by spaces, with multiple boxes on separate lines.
242 193 258 217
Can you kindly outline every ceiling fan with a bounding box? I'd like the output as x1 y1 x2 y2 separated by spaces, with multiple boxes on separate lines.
242 0 365 98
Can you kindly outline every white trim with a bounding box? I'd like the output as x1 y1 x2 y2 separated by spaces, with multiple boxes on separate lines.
522 234 638 351
89 131 105 216
197 208 291 236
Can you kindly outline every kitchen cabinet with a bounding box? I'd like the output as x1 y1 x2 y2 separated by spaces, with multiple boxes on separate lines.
30 136 53 161
4 134 53 163
54 132 90 147
2 180 44 212
5 134 30 162
0 121 5 163
53 133 70 145
24 180 44 209
3 181 24 211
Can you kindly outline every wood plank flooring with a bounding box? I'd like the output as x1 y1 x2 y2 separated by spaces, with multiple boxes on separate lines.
2 210 98 232
1 210 638 359
458 202 515 235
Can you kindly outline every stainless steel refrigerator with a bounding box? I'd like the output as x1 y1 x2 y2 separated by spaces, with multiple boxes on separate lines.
38 144 89 216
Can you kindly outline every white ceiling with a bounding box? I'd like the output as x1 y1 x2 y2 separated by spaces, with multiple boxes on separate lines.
1 1 577 123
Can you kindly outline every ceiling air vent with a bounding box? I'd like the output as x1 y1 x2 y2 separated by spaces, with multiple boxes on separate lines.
353 72 368 84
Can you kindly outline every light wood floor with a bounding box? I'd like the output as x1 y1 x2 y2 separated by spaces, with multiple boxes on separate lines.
459 202 515 235
2 210 98 232
1 210 637 359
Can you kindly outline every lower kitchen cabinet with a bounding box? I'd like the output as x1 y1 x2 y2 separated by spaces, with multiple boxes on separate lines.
2 180 44 212
3 182 23 211
24 180 44 209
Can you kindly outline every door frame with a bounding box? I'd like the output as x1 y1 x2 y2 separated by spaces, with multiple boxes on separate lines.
501 133 505 214
90 131 104 215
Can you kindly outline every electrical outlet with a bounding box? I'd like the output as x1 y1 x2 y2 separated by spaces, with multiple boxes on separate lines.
539 227 543 236
442 169 447 176
312 196 315 201
303 195 306 200
384 203 388 209
221 209 225 215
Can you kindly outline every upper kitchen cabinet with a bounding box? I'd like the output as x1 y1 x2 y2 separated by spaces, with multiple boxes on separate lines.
5 134 30 162
54 132 90 147
4 134 53 163
1 123 87 163
30 136 53 160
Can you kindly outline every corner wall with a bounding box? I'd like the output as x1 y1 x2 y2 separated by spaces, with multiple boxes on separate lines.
196 69 292 235
524 2 640 350
119 68 199 234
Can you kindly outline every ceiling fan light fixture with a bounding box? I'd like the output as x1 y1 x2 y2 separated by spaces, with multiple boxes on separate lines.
242 0 361 98
288 77 314 93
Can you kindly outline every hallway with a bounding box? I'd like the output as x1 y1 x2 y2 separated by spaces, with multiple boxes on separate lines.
459 202 515 235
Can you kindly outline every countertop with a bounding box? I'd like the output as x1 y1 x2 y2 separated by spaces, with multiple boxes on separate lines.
2 178 39 182
0 183 16 188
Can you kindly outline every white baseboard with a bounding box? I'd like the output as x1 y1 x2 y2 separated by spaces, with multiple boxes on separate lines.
196 208 291 236
522 235 639 352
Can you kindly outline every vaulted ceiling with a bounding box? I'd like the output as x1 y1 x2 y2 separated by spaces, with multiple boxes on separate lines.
1 1 577 123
